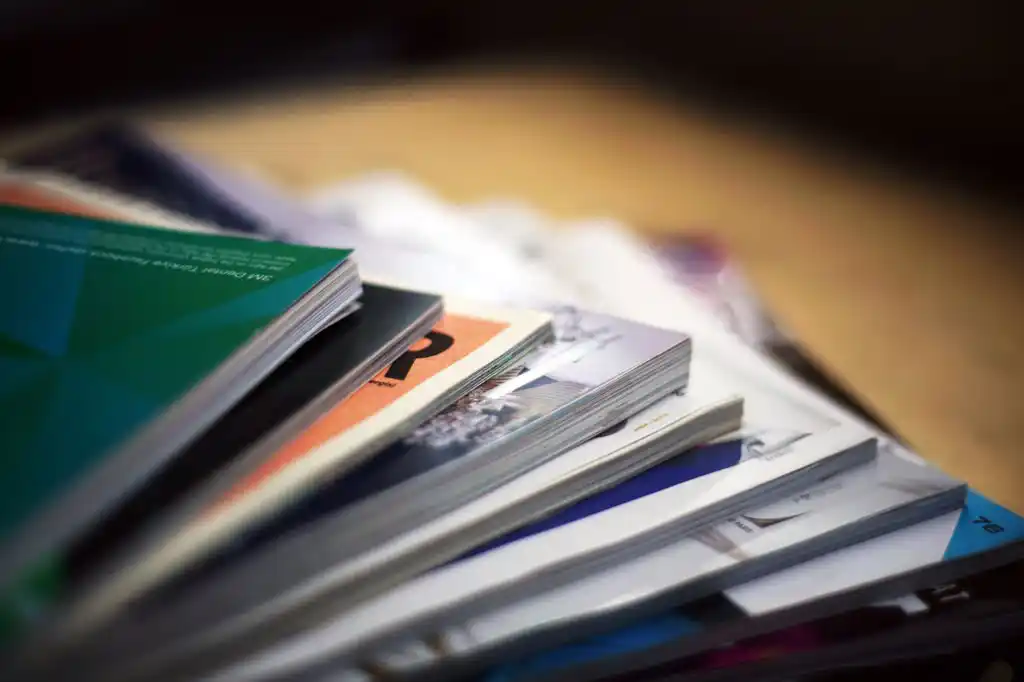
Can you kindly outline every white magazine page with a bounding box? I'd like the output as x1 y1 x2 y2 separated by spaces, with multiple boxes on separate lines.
341 233 547 307
723 477 1024 615
461 202 747 325
459 200 561 265
306 171 483 251
458 200 602 307
550 219 781 347
453 207 730 333
306 174 577 303
725 511 963 616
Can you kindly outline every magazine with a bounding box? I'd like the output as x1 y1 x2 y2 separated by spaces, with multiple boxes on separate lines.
0 203 358 636
13 282 440 650
39 300 551 650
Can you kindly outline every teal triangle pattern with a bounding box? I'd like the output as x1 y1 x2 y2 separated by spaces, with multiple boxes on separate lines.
103 262 339 341
0 237 87 357
68 263 338 402
0 356 52 403
1 363 159 540
0 204 350 582
74 317 277 403
0 368 66 537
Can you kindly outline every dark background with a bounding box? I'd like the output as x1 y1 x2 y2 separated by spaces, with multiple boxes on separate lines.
2 1 1020 203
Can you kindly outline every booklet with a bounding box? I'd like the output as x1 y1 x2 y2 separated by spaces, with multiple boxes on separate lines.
729 490 1024 614
0 204 358 635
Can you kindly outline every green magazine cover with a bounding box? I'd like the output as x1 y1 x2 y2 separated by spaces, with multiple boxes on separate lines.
0 205 351 634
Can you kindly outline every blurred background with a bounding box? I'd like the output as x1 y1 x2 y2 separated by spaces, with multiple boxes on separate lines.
3 0 1022 204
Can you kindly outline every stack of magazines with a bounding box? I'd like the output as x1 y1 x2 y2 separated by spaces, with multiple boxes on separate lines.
0 122 1019 682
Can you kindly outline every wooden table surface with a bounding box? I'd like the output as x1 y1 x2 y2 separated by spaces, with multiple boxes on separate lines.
141 68 1021 512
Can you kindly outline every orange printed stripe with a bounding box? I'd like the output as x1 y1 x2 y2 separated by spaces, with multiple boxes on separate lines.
0 182 131 220
217 313 509 506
